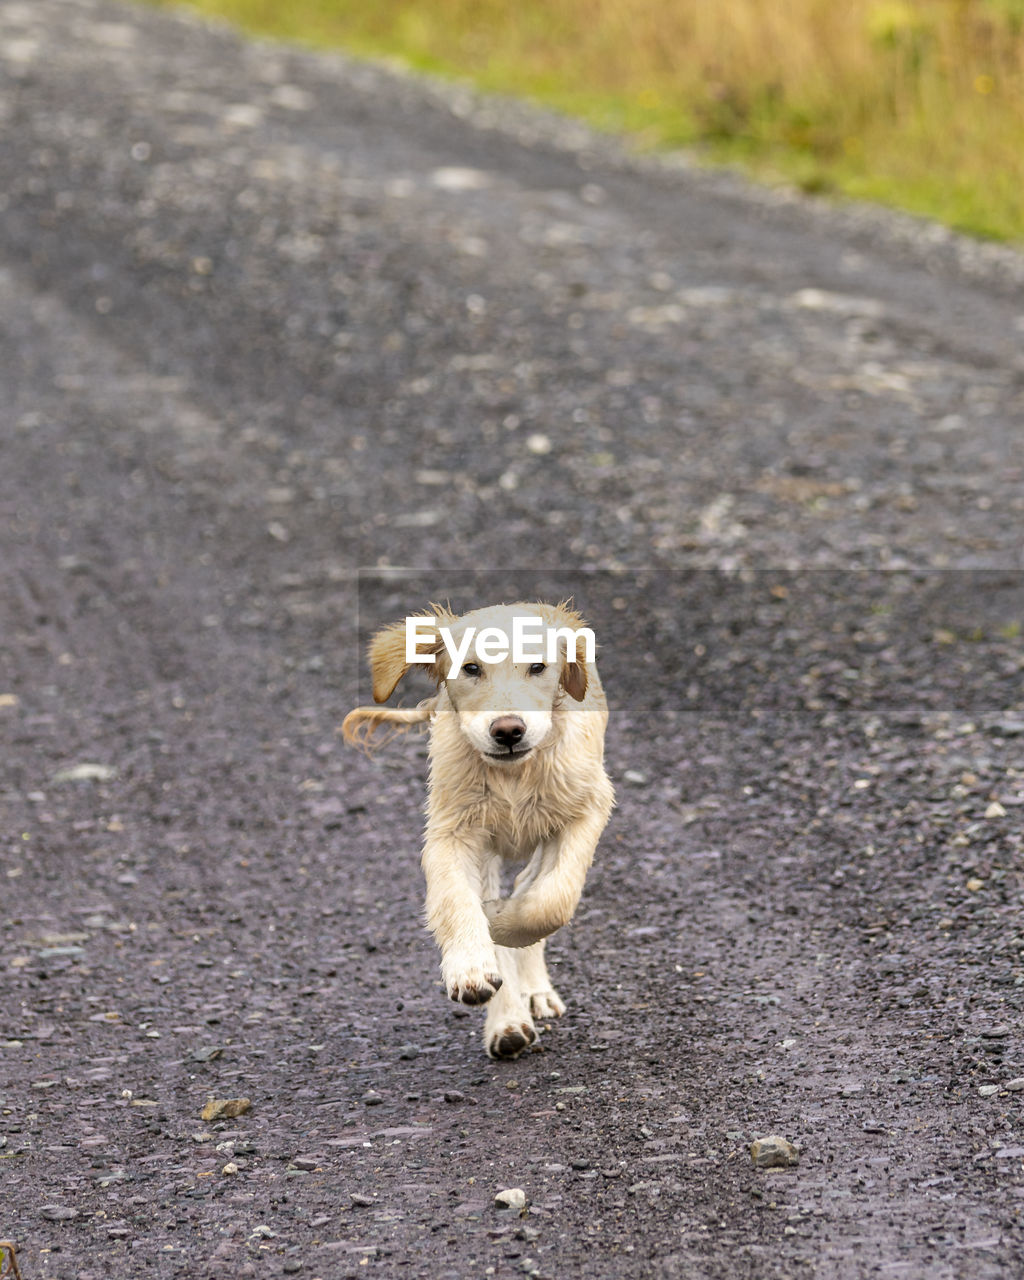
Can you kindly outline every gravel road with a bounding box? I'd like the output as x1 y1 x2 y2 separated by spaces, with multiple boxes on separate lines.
2 1 1024 1277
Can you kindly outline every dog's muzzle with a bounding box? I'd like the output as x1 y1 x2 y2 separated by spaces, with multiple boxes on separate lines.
486 715 531 761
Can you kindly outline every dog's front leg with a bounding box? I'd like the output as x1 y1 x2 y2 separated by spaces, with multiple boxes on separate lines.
482 802 610 948
422 832 503 1005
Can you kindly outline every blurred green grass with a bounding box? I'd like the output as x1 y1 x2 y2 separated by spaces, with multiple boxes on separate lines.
140 0 1024 242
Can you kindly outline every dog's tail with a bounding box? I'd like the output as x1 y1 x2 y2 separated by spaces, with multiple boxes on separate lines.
341 696 438 752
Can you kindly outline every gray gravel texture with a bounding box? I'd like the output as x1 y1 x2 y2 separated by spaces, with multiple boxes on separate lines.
2 1 1024 1278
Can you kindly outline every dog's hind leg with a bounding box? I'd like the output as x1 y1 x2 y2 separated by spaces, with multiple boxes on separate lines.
480 856 537 1059
509 844 544 898
484 945 538 1060
518 939 566 1020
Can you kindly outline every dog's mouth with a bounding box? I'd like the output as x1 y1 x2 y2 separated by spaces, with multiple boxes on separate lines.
484 746 533 764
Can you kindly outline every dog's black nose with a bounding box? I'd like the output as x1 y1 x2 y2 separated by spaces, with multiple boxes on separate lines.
490 715 526 749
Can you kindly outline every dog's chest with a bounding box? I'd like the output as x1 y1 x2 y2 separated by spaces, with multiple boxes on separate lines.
477 768 580 854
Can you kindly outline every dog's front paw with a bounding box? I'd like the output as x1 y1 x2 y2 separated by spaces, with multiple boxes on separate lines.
443 960 503 1006
529 988 566 1020
486 1018 537 1060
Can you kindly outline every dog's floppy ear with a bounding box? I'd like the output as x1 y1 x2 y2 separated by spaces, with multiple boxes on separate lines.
546 599 590 702
368 620 416 703
561 641 589 702
368 605 454 703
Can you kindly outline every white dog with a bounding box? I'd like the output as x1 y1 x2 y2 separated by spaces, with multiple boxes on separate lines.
343 601 614 1059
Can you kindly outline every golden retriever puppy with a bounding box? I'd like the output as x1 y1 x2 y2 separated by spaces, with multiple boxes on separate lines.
342 601 614 1059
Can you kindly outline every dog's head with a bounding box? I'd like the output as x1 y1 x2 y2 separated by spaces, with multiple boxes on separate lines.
368 601 592 765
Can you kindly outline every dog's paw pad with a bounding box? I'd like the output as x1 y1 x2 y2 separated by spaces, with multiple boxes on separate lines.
530 989 566 1019
448 972 503 1006
487 1020 537 1060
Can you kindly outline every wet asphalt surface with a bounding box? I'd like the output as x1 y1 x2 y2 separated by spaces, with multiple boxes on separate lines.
2 1 1024 1277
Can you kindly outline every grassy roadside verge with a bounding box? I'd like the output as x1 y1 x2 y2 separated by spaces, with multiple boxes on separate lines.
139 0 1024 243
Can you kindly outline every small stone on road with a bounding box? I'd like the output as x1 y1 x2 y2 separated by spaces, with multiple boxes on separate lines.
750 1136 800 1168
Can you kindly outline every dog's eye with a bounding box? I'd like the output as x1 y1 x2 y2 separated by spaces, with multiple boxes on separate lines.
462 662 482 677
527 662 546 675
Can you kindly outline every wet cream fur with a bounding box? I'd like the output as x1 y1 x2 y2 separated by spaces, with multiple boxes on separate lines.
342 601 614 1059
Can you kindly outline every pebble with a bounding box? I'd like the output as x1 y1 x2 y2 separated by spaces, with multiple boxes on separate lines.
494 1188 527 1211
977 1084 1000 1096
750 1136 800 1169
444 1090 465 1104
990 718 1024 737
282 1262 304 1274
350 1193 374 1207
191 1045 224 1063
362 1090 384 1105
201 1097 251 1121
52 762 116 783
981 1025 1010 1038
1005 1078 1024 1092
40 1205 78 1221
984 801 1007 819
269 84 314 112
431 166 493 191
398 1044 420 1059
622 769 648 785
222 1162 239 1175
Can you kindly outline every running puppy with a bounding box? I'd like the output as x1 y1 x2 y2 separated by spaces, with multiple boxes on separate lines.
342 601 614 1059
